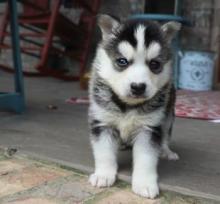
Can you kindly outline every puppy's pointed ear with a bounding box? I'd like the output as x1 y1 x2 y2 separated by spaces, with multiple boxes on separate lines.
98 14 120 41
161 21 181 43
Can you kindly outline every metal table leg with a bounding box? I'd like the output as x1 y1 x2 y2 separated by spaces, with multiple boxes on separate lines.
0 0 25 113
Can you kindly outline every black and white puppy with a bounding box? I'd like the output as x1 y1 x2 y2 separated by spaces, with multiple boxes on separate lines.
88 14 181 199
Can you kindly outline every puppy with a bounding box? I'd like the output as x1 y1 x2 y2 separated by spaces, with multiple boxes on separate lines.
88 14 181 199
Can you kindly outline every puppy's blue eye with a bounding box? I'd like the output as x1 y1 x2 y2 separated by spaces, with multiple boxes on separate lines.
116 58 129 67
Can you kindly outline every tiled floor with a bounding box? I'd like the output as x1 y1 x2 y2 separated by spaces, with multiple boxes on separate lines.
0 150 217 204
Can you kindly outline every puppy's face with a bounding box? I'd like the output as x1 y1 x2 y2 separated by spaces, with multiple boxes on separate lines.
94 15 181 105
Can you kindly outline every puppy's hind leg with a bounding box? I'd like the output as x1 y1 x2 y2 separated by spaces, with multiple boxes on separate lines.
160 142 179 160
160 116 179 161
89 128 118 188
160 85 179 161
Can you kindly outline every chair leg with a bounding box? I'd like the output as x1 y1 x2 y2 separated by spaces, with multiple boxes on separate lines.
0 3 9 45
8 0 25 111
79 0 101 82
38 0 61 70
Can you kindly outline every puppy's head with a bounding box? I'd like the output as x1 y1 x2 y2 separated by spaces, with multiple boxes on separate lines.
94 14 181 105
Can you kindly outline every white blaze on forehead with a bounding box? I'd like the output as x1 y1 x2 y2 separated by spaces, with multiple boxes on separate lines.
135 25 146 53
146 41 161 60
118 41 134 60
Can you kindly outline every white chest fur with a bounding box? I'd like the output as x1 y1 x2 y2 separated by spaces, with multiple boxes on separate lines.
90 102 164 141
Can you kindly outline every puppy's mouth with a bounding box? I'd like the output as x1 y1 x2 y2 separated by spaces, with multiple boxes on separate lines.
125 93 147 104
128 91 147 99
129 94 146 99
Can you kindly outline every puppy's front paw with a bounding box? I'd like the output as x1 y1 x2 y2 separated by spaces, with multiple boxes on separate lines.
89 172 116 188
167 151 179 160
132 179 159 199
160 148 179 161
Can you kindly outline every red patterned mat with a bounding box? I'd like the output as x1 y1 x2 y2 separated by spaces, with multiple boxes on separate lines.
66 97 89 104
175 90 220 120
66 91 220 120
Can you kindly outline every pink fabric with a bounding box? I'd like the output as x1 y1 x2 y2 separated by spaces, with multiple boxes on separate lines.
175 90 220 120
65 97 89 104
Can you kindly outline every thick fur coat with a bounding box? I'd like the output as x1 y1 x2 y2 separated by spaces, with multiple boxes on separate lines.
88 14 181 199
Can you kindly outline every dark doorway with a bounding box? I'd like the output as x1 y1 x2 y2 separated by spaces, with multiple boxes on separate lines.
145 0 175 14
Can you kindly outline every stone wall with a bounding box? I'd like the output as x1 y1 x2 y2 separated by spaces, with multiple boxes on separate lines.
212 0 220 86
181 0 215 51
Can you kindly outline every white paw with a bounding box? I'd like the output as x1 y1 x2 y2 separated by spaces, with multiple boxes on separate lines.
160 148 179 161
132 180 159 199
167 151 179 160
89 172 116 188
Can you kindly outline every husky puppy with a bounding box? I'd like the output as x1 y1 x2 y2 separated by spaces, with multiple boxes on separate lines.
88 14 181 199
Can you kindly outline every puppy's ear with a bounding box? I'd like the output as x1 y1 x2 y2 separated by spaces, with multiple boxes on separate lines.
98 14 120 41
161 21 181 43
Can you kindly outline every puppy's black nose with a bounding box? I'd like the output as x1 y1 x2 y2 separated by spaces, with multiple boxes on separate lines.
130 83 146 96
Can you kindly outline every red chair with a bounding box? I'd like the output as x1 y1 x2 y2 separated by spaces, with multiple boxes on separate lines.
0 0 101 81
